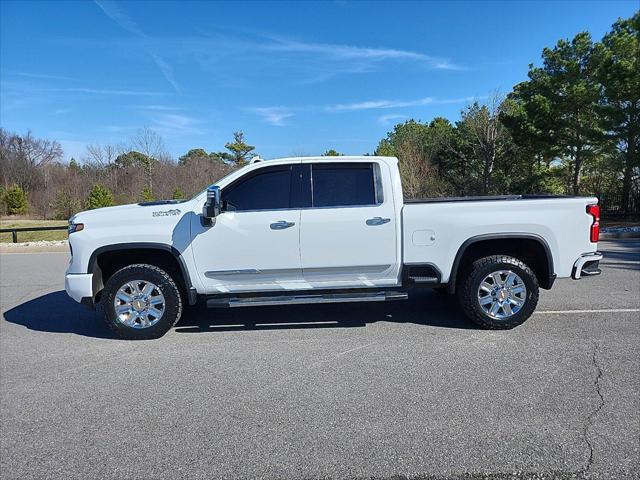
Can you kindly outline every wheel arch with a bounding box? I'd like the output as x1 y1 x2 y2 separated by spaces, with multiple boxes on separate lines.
447 233 555 294
88 243 197 305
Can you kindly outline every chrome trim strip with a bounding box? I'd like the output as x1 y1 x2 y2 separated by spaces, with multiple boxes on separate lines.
212 203 385 215
206 265 393 279
205 269 260 277
302 265 392 275
205 268 300 278
572 252 603 280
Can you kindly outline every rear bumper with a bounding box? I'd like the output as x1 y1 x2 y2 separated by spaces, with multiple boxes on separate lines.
65 273 93 303
572 252 603 280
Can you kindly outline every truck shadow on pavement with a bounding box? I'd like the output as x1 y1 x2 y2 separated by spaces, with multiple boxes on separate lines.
3 291 114 339
175 288 478 333
3 289 476 339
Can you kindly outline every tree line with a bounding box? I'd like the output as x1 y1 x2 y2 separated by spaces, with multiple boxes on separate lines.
0 128 252 218
376 13 638 215
0 13 637 219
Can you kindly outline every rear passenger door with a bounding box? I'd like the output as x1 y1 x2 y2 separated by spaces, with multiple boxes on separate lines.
299 161 399 288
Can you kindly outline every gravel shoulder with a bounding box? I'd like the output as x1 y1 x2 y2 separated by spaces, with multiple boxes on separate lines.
0 240 69 253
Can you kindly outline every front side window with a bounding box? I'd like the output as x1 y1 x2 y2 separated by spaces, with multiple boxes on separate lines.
223 167 291 211
312 163 379 207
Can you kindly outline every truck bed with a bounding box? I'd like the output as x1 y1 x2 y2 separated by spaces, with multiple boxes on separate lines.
401 195 598 282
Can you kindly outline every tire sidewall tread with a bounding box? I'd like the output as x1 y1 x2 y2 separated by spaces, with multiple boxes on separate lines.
99 263 183 340
457 255 539 330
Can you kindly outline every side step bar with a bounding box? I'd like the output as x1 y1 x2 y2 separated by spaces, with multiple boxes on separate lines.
408 276 439 284
207 291 408 308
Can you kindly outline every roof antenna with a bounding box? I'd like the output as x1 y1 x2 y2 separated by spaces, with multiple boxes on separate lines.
249 155 263 164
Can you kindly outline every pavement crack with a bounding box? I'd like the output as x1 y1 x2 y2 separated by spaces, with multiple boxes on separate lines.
308 342 375 369
582 341 605 477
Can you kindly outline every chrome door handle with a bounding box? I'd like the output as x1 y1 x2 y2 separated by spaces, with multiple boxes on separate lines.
270 220 295 230
366 217 391 226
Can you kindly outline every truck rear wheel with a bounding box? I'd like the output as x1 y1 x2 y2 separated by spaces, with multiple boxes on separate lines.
457 255 539 329
99 264 183 340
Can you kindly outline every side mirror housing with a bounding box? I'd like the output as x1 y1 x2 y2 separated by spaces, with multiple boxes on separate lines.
202 185 221 225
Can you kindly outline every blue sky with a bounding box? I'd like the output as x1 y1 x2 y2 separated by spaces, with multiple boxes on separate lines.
1 0 637 161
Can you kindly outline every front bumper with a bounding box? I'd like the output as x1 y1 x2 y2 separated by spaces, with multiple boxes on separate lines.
65 273 94 303
572 252 603 280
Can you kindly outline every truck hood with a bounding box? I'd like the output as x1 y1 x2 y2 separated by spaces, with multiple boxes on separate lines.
72 200 194 228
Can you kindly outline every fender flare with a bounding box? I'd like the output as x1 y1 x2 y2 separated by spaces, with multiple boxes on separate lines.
87 242 197 305
447 233 555 293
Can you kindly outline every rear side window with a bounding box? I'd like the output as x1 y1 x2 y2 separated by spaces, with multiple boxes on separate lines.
223 167 291 211
312 163 380 207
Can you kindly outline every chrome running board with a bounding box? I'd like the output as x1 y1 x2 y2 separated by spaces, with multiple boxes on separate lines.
206 291 408 308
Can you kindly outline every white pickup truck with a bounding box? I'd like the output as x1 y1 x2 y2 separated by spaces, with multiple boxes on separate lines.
65 156 602 339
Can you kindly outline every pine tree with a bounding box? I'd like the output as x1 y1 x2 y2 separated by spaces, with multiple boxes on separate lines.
3 185 28 215
87 184 114 209
172 187 185 200
141 186 155 202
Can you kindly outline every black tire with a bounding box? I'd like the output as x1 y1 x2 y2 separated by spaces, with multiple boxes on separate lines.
457 255 539 330
99 264 183 340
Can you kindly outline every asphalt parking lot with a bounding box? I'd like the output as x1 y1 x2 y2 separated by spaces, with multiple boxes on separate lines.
1 239 638 480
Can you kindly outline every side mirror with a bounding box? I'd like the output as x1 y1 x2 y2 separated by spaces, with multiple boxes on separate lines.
202 185 221 225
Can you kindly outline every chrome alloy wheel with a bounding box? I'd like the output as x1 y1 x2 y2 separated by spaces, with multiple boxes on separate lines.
113 280 165 329
477 270 527 319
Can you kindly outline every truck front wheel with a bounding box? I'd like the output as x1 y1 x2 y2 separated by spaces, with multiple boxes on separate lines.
457 255 539 329
99 264 183 340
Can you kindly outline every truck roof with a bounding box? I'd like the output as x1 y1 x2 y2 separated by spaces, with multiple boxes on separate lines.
268 155 398 164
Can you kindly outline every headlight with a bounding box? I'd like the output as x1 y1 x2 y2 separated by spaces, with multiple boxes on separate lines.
68 222 84 234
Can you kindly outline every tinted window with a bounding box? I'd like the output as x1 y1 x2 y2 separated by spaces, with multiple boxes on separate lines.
312 163 376 207
223 167 291 211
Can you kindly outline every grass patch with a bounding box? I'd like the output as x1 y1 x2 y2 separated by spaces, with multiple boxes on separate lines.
0 219 68 243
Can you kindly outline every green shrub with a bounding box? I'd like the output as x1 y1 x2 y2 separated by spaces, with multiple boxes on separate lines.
172 187 185 200
87 184 114 209
141 186 155 202
3 185 28 215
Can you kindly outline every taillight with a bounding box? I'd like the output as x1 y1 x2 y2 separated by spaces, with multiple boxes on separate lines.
587 204 600 243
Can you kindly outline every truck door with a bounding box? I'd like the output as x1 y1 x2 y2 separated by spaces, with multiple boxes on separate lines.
190 164 305 293
299 161 400 287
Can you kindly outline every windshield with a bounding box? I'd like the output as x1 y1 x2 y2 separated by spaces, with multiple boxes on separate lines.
192 167 243 200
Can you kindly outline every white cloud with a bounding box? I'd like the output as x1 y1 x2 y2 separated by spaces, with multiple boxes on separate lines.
246 95 481 125
56 87 163 96
147 113 205 136
1 80 166 98
101 113 203 138
265 38 461 70
248 107 295 126
103 125 137 133
378 114 408 125
10 71 76 81
167 32 464 86
327 96 480 112
132 104 183 111
328 97 434 112
94 0 181 94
